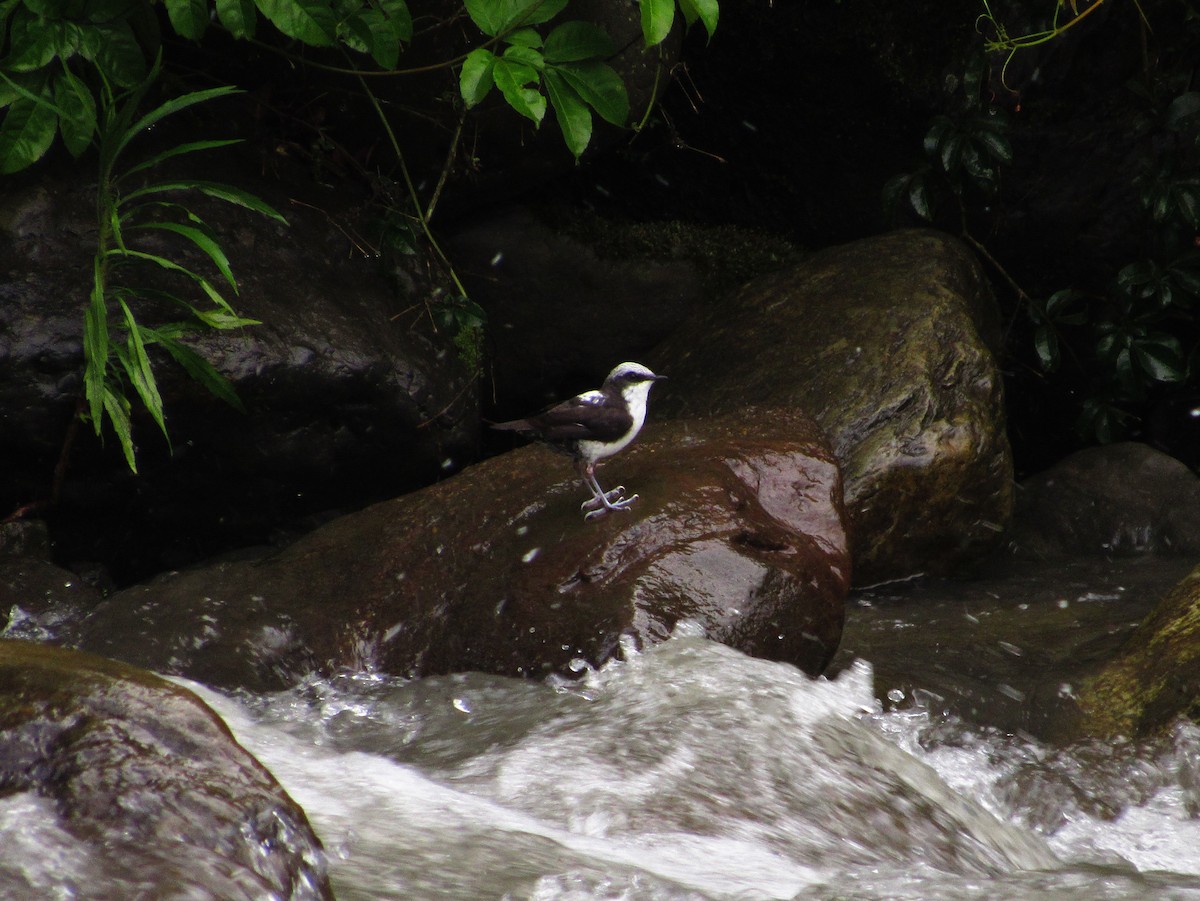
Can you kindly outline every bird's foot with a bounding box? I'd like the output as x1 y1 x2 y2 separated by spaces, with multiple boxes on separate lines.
582 492 640 521
581 486 626 512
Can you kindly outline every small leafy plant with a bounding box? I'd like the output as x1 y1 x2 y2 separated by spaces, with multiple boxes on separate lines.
85 60 285 471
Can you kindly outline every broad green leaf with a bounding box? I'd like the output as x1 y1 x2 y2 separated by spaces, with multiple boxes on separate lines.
907 174 934 221
678 0 717 40
554 61 628 127
502 44 544 70
493 57 545 124
54 69 97 157
152 332 246 411
1165 92 1200 132
255 0 337 46
130 221 239 290
544 21 615 62
117 297 169 441
23 0 68 15
1132 335 1185 382
216 0 257 38
340 9 402 68
0 93 59 173
923 117 952 161
460 48 496 108
1033 324 1058 370
102 384 138 471
974 126 1013 164
5 10 64 71
379 0 412 41
504 27 542 48
639 0 673 46
464 0 568 36
78 21 147 87
544 68 591 159
164 0 210 39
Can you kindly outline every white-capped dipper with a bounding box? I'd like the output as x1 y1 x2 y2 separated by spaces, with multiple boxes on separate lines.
491 362 666 520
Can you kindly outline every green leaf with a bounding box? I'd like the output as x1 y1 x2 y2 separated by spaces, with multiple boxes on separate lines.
151 330 246 411
78 21 147 87
120 180 287 225
544 21 615 62
554 60 628 127
1132 335 1185 382
923 116 952 162
908 173 934 221
117 296 169 442
53 70 97 158
120 138 243 180
101 384 138 472
464 0 568 36
84 267 110 432
504 27 543 48
216 0 257 38
1165 92 1200 132
255 0 337 45
1033 324 1058 370
639 0 674 46
379 0 412 41
460 48 497 108
5 10 64 71
502 44 544 70
341 8 402 68
120 86 241 161
544 68 591 159
191 308 260 329
677 0 717 40
0 93 59 173
108 248 236 313
493 57 545 124
130 221 239 291
164 0 210 39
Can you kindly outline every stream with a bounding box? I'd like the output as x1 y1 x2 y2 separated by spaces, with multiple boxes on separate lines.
179 556 1200 900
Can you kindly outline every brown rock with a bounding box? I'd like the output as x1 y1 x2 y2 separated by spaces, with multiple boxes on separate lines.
651 229 1012 584
0 640 331 899
73 408 849 689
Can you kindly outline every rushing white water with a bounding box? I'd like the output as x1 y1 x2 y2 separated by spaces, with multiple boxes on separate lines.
179 624 1200 901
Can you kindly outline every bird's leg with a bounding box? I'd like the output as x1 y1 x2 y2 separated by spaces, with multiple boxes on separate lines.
579 463 638 520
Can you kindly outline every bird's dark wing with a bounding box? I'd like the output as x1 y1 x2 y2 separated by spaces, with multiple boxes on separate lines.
492 392 633 443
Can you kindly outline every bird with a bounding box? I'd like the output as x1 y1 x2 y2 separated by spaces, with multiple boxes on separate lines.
491 362 666 520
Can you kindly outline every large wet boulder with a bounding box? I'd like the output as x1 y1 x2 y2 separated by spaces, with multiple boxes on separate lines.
651 229 1012 584
1007 442 1200 559
70 407 849 690
0 162 476 583
0 640 331 899
1074 562 1200 739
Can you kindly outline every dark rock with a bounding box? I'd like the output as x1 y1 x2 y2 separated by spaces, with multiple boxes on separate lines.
1008 442 1200 559
0 161 477 583
71 407 849 690
651 229 1012 584
0 640 331 899
1 558 101 641
1075 562 1200 738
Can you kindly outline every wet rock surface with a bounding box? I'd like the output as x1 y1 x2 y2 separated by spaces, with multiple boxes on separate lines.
651 229 1012 585
0 640 331 900
1076 561 1200 739
70 407 849 690
1008 442 1200 559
